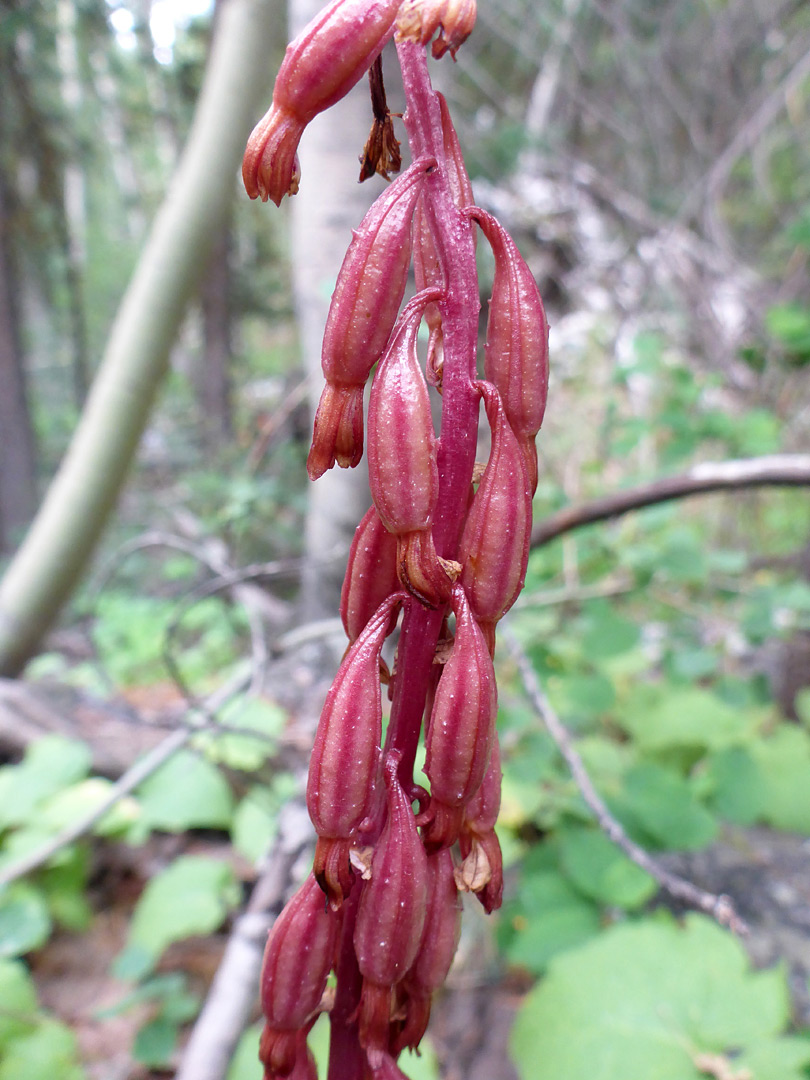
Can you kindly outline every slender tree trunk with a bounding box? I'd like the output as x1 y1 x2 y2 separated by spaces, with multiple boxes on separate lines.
291 0 381 620
196 219 233 444
0 0 277 676
0 171 37 552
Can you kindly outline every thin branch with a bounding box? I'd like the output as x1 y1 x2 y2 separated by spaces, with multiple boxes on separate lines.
532 454 810 549
503 629 749 936
175 800 314 1080
0 671 248 889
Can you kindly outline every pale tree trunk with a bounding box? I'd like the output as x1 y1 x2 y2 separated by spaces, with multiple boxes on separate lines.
0 171 37 552
0 0 277 676
196 219 234 445
291 0 381 619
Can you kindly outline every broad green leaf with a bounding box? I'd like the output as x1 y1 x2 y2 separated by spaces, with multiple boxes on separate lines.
137 751 234 832
702 747 764 825
0 885 52 958
558 827 656 909
618 687 755 752
505 870 600 974
228 1022 262 1080
0 959 37 1043
749 727 810 833
580 607 640 660
231 787 278 863
737 1036 810 1080
613 763 717 850
0 1018 86 1080
126 856 239 966
510 914 792 1080
133 1016 178 1066
0 737 91 830
556 672 616 717
195 698 285 772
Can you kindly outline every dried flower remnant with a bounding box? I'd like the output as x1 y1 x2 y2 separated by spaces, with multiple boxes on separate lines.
243 2 547 1075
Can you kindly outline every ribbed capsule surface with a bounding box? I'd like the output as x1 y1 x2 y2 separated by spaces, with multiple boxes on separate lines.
340 505 400 645
424 585 497 835
307 594 402 840
367 299 438 537
457 736 504 913
473 206 548 490
354 755 429 987
458 382 532 648
243 0 401 203
323 158 433 387
260 874 338 1030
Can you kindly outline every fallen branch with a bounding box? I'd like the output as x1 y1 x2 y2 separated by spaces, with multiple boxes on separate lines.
175 799 314 1080
532 454 810 549
503 629 748 935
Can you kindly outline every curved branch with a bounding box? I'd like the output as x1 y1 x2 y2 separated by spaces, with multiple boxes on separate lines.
532 454 810 549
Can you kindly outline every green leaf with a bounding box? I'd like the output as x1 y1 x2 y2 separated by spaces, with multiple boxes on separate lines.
0 737 91 830
137 751 234 832
195 698 285 772
702 747 764 825
505 870 601 974
617 686 756 752
125 856 239 967
558 827 656 909
0 885 52 958
510 914 793 1080
737 1036 810 1080
0 1018 86 1080
749 727 810 833
133 1015 178 1066
0 959 38 1043
231 787 278 863
580 608 640 660
614 763 717 850
227 1022 263 1080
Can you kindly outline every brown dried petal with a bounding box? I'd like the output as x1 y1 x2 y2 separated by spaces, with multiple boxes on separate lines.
432 0 477 58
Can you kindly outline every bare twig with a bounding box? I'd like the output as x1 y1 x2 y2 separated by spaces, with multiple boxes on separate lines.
0 671 248 889
503 629 748 935
175 801 314 1080
532 454 810 549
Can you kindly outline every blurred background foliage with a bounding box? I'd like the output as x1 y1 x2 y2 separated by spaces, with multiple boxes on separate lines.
1 0 810 1077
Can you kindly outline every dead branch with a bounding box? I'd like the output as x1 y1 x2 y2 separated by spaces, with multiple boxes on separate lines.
531 454 810 549
503 629 748 936
175 799 314 1080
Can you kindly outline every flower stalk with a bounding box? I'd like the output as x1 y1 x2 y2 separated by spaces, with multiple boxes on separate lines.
244 3 547 1076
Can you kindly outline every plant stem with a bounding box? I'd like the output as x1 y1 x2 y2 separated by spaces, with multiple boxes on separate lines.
383 42 480 787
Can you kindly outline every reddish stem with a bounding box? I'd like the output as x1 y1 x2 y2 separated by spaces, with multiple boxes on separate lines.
383 42 480 785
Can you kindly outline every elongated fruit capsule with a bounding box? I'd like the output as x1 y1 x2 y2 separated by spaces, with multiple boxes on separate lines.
423 584 497 849
470 206 549 492
243 0 402 204
392 847 462 1054
457 736 503 913
354 753 429 1066
308 593 404 908
340 504 400 646
458 381 531 654
367 293 455 605
259 874 339 1077
307 158 434 480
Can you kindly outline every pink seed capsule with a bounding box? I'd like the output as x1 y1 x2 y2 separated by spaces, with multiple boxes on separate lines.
412 194 444 380
392 848 462 1054
367 294 455 606
341 505 400 646
470 206 549 493
437 92 474 211
308 593 404 909
457 737 503 913
458 382 531 653
243 0 402 204
355 753 429 1066
259 874 339 1077
423 585 497 849
307 159 435 481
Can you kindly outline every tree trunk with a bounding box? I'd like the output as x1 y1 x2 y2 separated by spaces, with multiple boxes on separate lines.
0 0 277 676
291 0 382 620
0 170 37 552
196 219 233 445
